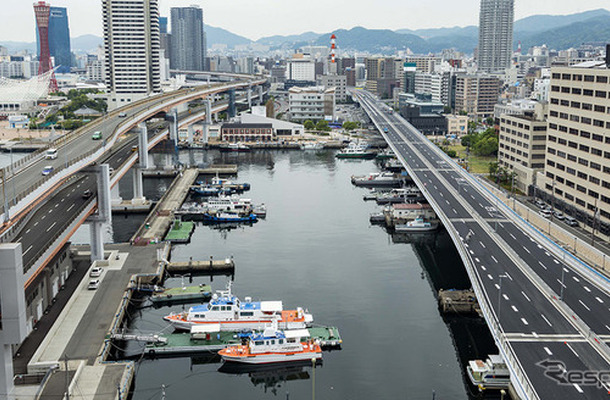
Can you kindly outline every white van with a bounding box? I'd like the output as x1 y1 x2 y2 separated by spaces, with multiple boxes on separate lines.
45 148 58 160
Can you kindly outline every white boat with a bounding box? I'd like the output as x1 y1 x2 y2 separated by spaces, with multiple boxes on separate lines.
467 354 511 390
163 282 314 331
299 142 324 150
203 196 255 213
351 172 404 187
394 217 439 232
336 143 377 159
375 187 423 204
218 326 322 364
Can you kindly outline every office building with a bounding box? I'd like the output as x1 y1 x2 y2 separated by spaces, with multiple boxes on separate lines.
405 56 440 73
286 59 316 82
170 6 206 71
537 61 610 238
446 114 468 135
288 86 335 122
365 57 399 98
454 74 502 118
403 63 416 94
478 0 514 73
36 6 71 73
102 0 161 108
498 104 548 192
397 94 446 135
320 74 347 102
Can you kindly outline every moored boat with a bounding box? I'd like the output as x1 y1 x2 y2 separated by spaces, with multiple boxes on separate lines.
351 172 404 187
163 282 314 331
466 354 511 390
218 326 322 364
299 141 324 151
375 187 424 204
336 143 377 159
202 211 258 223
394 217 439 232
219 142 251 152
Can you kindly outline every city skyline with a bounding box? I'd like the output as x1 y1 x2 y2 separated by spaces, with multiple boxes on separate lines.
0 0 608 42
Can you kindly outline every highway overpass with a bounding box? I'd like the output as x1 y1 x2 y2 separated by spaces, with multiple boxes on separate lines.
356 90 610 400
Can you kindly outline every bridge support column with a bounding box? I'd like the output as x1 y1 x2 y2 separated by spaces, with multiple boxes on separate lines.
202 98 212 144
168 108 178 143
257 85 263 105
228 89 236 119
111 185 121 202
86 164 111 262
0 243 27 400
187 124 194 145
132 169 144 202
247 85 252 109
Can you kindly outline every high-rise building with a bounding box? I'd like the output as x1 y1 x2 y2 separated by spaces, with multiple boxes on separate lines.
47 7 71 73
537 61 610 238
478 0 514 73
169 6 206 71
33 1 58 90
103 0 161 107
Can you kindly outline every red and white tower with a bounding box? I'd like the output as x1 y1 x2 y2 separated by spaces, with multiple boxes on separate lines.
329 34 337 74
33 1 58 91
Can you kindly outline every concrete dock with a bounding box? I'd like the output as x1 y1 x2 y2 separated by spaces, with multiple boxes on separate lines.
132 168 199 245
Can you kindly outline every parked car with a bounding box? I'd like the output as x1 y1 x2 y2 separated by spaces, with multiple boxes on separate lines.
90 267 103 277
42 165 54 176
88 279 100 290
539 209 552 219
564 216 579 227
534 199 546 209
92 131 102 140
82 189 93 199
118 112 127 118
553 211 565 220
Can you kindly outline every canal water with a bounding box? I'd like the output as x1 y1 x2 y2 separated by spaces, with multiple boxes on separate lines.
76 149 499 399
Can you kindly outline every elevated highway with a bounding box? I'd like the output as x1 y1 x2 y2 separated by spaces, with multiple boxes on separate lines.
356 90 610 400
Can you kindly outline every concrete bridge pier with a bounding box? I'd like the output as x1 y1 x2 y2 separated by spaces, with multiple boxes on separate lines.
187 124 195 145
202 98 212 144
0 243 27 400
247 85 252 108
86 164 111 261
167 108 179 166
132 122 150 203
257 85 264 105
228 89 236 119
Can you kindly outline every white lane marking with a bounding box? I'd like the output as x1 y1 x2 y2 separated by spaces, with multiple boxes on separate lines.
434 185 438 190
523 247 531 254
475 258 480 262
487 274 493 280
48 209 53 214
503 294 509 301
541 314 553 327
469 250 474 255
46 222 57 233
452 208 457 214
54 203 59 208
498 223 504 228
495 284 500 290
553 259 560 264
522 291 531 302
478 203 483 208
572 276 579 282
77 184 81 188
439 192 444 197
67 204 75 212
583 286 591 293
25 228 31 234
537 244 543 249
538 261 547 270
41 215 46 220
544 346 553 355
595 297 604 304
579 300 590 311
481 265 487 271
491 256 498 263
34 221 39 226
521 318 529 325
545 251 550 256
23 245 33 255
470 195 475 200
61 198 65 202
504 272 513 281
573 384 583 394
557 279 566 288
479 241 486 248
445 200 450 205
511 305 519 312
71 189 75 193
565 342 579 357
606 325 610 332
510 233 516 240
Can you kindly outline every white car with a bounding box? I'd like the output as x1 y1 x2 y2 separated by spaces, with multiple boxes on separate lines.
88 279 100 290
539 209 552 219
89 267 103 277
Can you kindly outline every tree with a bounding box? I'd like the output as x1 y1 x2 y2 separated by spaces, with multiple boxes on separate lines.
315 120 330 132
303 120 315 130
472 135 498 156
342 121 358 131
488 161 499 178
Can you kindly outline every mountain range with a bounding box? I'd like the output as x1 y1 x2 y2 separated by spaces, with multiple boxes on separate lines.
1 9 608 55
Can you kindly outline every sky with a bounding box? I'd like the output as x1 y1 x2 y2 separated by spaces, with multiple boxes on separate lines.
0 0 608 42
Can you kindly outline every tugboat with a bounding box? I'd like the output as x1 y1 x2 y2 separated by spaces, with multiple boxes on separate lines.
218 326 322 364
163 282 314 331
394 217 439 233
466 354 511 390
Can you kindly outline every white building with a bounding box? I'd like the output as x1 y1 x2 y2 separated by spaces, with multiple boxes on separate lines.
286 59 316 82
320 74 347 102
86 59 105 82
288 86 335 122
102 0 161 109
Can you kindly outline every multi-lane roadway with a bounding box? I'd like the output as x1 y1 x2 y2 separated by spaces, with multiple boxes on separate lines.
356 90 610 400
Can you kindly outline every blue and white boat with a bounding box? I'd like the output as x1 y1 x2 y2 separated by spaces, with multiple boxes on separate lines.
203 211 258 223
163 282 314 331
394 217 439 233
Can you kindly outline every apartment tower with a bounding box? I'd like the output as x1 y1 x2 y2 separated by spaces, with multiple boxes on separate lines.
478 0 514 73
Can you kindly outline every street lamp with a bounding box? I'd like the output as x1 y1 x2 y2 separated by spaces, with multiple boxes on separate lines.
498 274 508 321
559 266 566 300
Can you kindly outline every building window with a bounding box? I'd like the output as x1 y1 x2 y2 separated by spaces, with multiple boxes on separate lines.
590 176 600 185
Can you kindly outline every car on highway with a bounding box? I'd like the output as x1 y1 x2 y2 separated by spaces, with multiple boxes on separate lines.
131 145 138 152
88 279 100 290
42 165 54 176
92 131 102 140
383 127 389 133
539 209 552 219
564 216 579 227
534 199 546 209
553 211 565 220
89 267 103 277
82 189 93 199
118 112 127 118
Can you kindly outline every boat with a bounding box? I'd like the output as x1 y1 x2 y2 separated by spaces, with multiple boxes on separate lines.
375 149 395 160
335 143 377 159
163 282 314 331
189 185 225 197
466 354 511 390
369 212 386 224
351 172 404 187
209 176 251 192
218 326 322 364
394 217 439 232
375 187 424 204
299 142 324 151
219 143 251 152
202 211 258 223
383 159 405 173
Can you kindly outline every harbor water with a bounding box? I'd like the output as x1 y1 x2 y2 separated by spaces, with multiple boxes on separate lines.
83 149 498 399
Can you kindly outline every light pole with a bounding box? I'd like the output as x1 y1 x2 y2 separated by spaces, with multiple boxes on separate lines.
559 266 566 300
498 274 507 321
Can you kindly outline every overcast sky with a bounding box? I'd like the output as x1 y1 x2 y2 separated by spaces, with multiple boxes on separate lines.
0 0 608 42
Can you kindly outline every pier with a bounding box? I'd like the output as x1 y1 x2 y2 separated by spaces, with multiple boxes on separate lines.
166 257 235 275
